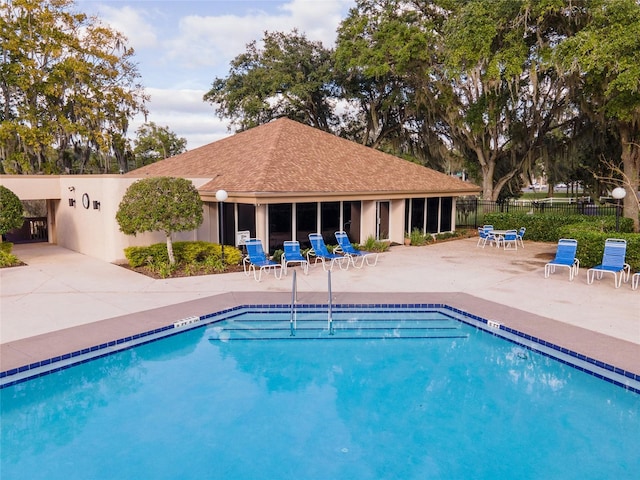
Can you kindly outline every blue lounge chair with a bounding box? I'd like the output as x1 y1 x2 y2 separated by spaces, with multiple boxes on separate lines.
334 231 379 268
243 238 283 281
307 233 348 271
282 240 309 275
544 239 579 281
587 238 631 288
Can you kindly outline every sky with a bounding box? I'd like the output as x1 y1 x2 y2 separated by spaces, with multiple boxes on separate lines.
76 0 356 150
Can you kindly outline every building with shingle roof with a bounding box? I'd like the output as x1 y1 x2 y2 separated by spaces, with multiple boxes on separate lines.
128 118 479 252
1 118 479 261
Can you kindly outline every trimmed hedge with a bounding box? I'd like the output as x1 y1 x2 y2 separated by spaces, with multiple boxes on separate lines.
483 212 639 270
124 241 242 268
483 213 634 242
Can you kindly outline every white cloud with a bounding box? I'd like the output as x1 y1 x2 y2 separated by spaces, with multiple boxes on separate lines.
81 0 355 151
130 88 230 149
162 0 352 74
95 4 158 48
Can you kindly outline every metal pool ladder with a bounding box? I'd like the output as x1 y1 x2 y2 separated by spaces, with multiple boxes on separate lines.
328 270 334 335
290 270 297 336
289 269 334 336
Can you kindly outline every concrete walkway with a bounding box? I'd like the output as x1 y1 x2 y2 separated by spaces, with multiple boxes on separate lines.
1 239 638 373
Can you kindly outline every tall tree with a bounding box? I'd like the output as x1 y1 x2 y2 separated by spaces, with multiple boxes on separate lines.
334 1 428 152
336 0 580 200
203 30 338 132
0 0 148 174
0 185 24 240
132 122 187 169
556 0 640 231
116 177 203 265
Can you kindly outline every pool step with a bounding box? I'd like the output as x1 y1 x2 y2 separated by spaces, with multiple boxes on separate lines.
208 319 468 341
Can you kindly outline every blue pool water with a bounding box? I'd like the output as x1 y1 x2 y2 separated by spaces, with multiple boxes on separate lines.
1 306 639 479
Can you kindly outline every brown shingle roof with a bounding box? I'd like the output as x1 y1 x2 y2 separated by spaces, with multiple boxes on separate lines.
128 118 479 195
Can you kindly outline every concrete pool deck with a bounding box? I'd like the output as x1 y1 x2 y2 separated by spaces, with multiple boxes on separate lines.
1 239 638 375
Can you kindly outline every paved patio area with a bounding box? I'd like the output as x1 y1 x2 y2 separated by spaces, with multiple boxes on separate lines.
1 239 638 374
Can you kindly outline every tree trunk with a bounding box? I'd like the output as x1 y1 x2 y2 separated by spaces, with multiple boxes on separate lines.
619 126 640 232
479 149 495 200
166 234 175 264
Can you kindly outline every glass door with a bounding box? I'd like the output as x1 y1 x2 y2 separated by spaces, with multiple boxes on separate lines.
376 201 390 240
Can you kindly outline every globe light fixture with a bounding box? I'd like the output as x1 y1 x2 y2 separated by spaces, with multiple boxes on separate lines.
611 187 626 232
215 189 228 263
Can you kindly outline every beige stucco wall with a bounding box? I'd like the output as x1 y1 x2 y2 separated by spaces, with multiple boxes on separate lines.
360 201 377 242
0 175 62 200
390 199 406 244
1 175 210 263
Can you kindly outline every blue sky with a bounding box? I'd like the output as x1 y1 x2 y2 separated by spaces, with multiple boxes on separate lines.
76 0 355 149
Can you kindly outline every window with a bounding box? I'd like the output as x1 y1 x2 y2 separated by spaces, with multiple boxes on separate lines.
440 197 453 232
342 201 361 243
321 202 340 244
237 204 256 238
296 202 317 249
410 198 425 233
268 204 292 252
426 198 439 233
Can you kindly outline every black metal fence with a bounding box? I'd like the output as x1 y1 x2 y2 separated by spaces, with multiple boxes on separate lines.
456 198 620 229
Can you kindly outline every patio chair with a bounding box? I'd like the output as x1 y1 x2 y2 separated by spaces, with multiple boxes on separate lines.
307 233 348 271
334 231 379 268
632 272 639 291
516 227 526 248
477 226 500 248
502 230 519 250
587 238 631 289
544 239 579 281
243 238 283 282
282 240 309 275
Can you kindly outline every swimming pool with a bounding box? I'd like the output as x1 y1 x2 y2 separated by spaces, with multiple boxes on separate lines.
1 304 639 479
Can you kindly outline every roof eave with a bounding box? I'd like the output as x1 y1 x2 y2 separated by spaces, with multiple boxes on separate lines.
200 188 481 203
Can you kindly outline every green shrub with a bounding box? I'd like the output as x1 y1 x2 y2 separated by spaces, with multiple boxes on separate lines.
409 228 432 246
176 241 216 263
271 249 283 263
0 249 20 267
124 243 168 267
217 244 243 266
199 255 226 273
0 241 14 254
148 259 177 278
360 235 390 252
124 241 243 268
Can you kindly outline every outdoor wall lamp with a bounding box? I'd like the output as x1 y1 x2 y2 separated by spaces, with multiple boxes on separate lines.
611 186 627 232
68 198 76 207
93 200 101 210
216 189 228 264
68 186 75 192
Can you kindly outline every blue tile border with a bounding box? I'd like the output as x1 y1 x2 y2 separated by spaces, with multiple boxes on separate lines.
2 302 639 393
